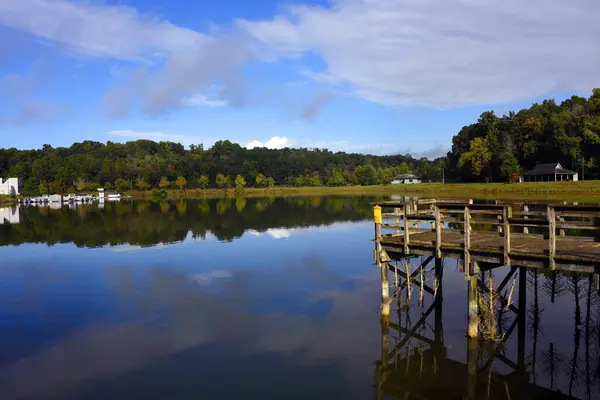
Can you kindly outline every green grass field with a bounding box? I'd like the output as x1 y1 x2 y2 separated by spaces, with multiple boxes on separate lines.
128 180 600 202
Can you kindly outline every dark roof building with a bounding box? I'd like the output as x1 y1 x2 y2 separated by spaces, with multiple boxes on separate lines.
391 174 423 184
520 163 578 182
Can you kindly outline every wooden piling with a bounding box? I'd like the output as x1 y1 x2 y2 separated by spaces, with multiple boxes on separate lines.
467 273 478 338
403 205 410 255
464 206 471 268
496 200 503 234
434 205 442 258
503 205 511 266
523 204 529 234
375 206 390 318
548 206 556 270
394 207 401 237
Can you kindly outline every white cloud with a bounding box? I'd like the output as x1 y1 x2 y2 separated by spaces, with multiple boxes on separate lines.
5 0 596 121
0 0 251 117
190 270 232 285
109 244 168 253
247 228 295 239
183 94 228 108
239 0 600 107
246 136 298 149
0 0 206 61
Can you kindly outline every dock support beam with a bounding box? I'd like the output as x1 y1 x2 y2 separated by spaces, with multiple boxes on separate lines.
467 271 479 339
464 206 471 268
403 206 410 255
548 206 556 270
503 205 512 265
375 206 390 318
434 205 442 258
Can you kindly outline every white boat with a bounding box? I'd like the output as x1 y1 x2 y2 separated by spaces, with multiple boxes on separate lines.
107 193 121 201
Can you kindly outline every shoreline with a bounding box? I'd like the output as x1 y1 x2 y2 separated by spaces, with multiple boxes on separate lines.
127 181 600 202
7 181 600 205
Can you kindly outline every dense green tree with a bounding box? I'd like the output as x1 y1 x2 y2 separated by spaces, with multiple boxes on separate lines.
308 175 321 187
458 137 492 178
255 173 268 187
159 177 170 189
216 173 230 189
175 176 187 190
355 165 378 185
327 168 346 187
135 177 150 191
198 175 209 190
235 174 246 191
38 181 49 195
23 177 38 196
114 178 129 193
398 162 412 174
267 177 275 187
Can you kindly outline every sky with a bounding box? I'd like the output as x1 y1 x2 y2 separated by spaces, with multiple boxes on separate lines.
0 0 599 157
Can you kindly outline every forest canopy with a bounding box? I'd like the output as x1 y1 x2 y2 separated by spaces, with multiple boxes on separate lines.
0 140 443 195
447 89 600 182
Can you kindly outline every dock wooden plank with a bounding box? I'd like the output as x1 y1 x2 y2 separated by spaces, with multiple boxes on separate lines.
380 230 600 263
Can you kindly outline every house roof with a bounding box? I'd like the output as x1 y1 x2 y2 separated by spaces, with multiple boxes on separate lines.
522 163 576 176
392 174 422 180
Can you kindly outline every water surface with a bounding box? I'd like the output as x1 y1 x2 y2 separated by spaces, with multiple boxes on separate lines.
0 197 597 399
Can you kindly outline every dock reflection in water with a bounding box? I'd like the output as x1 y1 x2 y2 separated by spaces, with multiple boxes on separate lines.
376 257 600 400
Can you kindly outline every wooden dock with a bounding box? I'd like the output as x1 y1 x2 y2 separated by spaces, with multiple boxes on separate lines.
372 198 600 337
373 199 600 271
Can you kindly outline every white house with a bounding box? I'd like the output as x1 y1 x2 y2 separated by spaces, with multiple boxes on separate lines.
391 174 423 184
0 178 21 195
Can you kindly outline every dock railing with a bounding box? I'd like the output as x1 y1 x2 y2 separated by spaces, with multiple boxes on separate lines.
373 199 600 272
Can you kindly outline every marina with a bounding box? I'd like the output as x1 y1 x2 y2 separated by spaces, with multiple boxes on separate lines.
20 192 123 207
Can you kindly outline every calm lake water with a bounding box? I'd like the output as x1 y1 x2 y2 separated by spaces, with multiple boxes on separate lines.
0 197 598 399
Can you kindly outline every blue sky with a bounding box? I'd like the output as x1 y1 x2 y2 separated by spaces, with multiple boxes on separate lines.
0 0 599 157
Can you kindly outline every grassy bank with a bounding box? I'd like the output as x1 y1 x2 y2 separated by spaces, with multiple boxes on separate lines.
126 180 600 202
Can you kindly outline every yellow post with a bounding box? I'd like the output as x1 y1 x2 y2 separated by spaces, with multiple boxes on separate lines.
374 205 382 224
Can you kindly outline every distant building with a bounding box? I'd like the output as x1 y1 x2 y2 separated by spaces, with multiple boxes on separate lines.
391 174 423 184
519 163 578 182
0 178 21 195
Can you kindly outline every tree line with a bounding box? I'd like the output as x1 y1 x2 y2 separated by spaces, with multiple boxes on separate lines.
0 140 444 195
447 89 600 182
3 88 599 194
